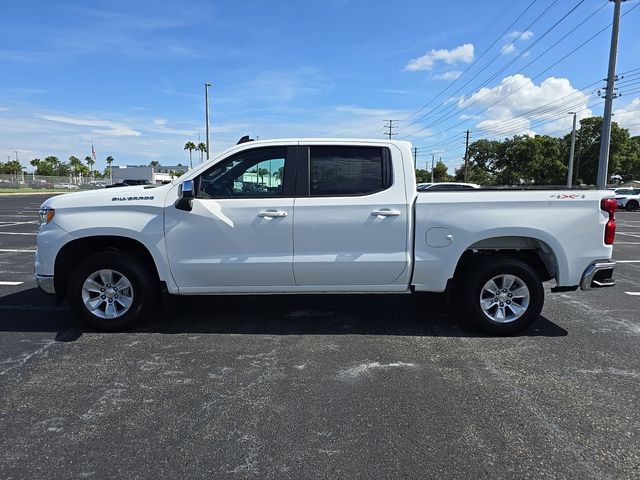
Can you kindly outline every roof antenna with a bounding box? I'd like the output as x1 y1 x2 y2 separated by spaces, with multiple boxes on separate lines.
237 135 254 145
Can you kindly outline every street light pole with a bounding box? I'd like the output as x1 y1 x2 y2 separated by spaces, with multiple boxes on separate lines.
597 0 626 189
205 82 212 161
431 154 435 183
567 112 577 188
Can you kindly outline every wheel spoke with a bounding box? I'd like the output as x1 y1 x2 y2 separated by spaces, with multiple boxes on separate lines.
99 270 113 287
115 295 132 309
84 278 103 293
480 298 494 311
484 279 500 295
104 302 117 318
114 276 131 290
495 305 506 321
85 297 104 311
511 286 529 298
502 275 515 291
507 302 527 317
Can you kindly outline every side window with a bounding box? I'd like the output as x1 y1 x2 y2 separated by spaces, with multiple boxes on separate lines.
309 146 392 196
197 147 287 199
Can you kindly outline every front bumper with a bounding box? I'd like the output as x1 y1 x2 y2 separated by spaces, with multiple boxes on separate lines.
35 274 55 294
580 261 616 290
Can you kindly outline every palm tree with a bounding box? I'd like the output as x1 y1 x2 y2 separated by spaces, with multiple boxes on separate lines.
85 155 95 176
257 167 269 185
149 160 160 167
196 142 207 164
184 141 196 169
106 156 115 183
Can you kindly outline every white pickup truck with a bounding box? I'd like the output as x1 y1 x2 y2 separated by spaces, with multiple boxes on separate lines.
35 139 617 334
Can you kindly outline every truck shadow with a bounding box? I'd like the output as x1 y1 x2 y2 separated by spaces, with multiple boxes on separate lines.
0 288 568 342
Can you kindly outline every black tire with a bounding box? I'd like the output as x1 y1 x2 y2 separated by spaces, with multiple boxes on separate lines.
67 251 158 331
458 257 544 335
625 200 639 212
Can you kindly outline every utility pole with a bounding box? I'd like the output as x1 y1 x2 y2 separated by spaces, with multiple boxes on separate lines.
205 82 212 161
383 120 399 140
567 112 577 187
597 0 626 190
463 130 470 182
431 153 435 182
413 147 418 169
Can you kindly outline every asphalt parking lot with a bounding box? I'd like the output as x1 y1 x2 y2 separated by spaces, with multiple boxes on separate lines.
0 194 639 479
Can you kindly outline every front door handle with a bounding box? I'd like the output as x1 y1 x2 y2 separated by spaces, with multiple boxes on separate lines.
371 209 401 217
258 210 288 218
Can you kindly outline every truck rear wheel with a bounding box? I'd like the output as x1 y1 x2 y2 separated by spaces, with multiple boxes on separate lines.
459 257 544 335
67 251 157 331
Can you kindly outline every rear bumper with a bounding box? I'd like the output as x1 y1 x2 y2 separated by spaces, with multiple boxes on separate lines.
580 261 616 290
35 274 55 294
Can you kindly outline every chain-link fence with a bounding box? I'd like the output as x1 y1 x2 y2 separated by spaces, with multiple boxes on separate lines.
0 174 112 191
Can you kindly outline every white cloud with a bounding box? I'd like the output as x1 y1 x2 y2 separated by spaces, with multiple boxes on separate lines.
614 97 640 136
507 30 534 41
500 43 516 56
460 74 592 136
39 114 141 137
405 44 474 71
432 70 462 81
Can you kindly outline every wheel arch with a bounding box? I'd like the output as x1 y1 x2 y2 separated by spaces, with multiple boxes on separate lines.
54 235 163 301
452 235 562 284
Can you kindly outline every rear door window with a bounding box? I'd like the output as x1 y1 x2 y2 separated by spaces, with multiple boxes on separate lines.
308 146 392 196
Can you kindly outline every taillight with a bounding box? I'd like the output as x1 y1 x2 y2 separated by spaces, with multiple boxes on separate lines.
601 198 616 245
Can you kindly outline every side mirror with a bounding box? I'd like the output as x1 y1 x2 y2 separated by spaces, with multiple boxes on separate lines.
175 180 195 211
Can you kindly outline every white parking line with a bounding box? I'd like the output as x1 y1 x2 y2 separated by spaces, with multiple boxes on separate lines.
0 249 36 253
0 281 23 286
624 292 640 296
616 232 640 239
0 222 38 228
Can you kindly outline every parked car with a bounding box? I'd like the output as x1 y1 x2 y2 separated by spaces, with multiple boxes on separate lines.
417 182 480 191
105 179 155 188
614 188 640 211
35 138 616 335
53 183 79 190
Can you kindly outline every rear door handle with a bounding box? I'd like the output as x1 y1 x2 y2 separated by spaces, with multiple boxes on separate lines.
371 209 401 217
258 210 288 218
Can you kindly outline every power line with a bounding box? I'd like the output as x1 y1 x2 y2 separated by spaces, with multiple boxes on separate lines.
401 0 605 140
400 0 567 134
397 0 541 127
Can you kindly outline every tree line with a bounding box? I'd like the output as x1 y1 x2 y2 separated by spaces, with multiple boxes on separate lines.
417 116 640 186
25 155 116 177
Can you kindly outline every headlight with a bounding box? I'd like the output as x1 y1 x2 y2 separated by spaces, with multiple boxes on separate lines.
38 207 55 226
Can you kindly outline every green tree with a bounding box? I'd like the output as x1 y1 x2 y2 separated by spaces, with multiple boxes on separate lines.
149 160 160 167
84 155 95 175
415 169 430 183
568 117 630 185
432 160 450 182
196 142 207 164
184 141 196 168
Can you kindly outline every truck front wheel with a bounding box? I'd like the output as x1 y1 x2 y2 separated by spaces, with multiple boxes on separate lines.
459 257 544 335
67 251 157 331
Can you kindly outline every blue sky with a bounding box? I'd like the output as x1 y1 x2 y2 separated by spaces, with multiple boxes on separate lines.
1 0 639 172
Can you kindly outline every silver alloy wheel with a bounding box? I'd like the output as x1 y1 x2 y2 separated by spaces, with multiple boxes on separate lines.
479 274 530 323
81 269 134 319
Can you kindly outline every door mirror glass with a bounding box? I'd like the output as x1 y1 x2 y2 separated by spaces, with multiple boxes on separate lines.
180 180 195 198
